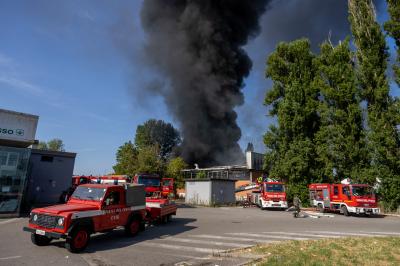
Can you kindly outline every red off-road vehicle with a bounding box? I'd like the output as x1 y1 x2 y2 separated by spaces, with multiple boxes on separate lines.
23 183 177 253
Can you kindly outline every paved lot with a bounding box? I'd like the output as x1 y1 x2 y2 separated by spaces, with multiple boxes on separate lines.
1 206 400 266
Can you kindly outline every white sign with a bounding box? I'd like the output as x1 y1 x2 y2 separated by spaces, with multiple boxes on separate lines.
0 109 38 143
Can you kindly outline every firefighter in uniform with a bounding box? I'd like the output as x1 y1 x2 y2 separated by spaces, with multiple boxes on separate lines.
293 195 301 216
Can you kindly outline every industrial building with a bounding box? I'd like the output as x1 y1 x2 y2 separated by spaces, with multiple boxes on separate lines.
182 149 266 205
0 108 76 217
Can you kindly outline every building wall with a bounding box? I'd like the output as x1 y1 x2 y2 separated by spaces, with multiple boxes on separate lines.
25 149 75 209
210 180 235 205
185 180 211 205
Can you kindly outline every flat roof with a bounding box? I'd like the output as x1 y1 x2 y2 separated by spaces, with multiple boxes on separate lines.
31 148 76 158
185 178 236 182
0 108 39 119
182 165 248 172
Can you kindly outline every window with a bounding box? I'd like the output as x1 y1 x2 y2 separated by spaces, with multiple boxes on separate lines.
7 153 19 167
0 152 7 166
342 186 350 196
333 186 339 195
104 191 120 206
41 156 54 162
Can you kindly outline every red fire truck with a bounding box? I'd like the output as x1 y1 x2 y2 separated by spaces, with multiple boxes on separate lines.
161 178 174 198
309 183 380 216
133 173 162 196
24 183 177 253
250 181 288 210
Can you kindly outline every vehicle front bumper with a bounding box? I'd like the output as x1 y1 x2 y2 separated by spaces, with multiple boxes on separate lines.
261 200 288 209
23 227 67 239
347 207 380 214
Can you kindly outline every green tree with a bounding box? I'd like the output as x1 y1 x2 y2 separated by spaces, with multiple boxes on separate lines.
113 141 138 175
349 0 400 210
37 141 48 150
313 39 367 183
166 157 188 189
264 39 321 204
135 145 165 174
135 119 181 159
384 0 400 85
37 138 65 152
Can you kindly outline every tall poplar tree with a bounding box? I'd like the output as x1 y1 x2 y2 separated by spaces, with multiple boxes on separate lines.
264 39 320 202
384 0 400 85
314 39 367 183
349 0 400 210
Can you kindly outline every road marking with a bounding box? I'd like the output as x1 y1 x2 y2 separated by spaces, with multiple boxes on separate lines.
190 234 277 244
305 231 387 237
262 232 342 238
0 218 22 225
226 232 310 241
359 231 400 236
0 256 22 260
163 237 251 248
139 242 225 254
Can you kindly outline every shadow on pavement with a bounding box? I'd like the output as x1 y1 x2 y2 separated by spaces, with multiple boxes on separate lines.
50 217 197 253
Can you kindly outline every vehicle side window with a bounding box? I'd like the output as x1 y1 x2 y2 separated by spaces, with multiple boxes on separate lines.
104 191 120 206
342 186 350 196
333 186 339 195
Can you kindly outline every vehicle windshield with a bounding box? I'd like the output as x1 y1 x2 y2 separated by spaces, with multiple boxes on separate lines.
138 177 160 187
265 184 284 192
163 179 171 186
71 186 106 201
351 186 374 197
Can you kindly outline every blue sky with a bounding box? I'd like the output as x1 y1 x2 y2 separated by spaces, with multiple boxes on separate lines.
0 0 398 175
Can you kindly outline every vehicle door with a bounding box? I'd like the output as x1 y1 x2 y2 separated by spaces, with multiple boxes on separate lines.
323 188 330 206
101 188 124 229
331 185 340 201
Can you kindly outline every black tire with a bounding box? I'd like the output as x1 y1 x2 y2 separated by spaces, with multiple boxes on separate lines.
125 216 141 236
66 227 90 253
31 233 52 246
167 214 172 222
341 205 350 216
317 203 325 213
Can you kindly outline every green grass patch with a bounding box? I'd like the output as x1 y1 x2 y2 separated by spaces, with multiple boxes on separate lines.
246 237 400 266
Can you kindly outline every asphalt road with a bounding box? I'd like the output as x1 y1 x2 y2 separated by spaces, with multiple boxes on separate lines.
1 206 400 266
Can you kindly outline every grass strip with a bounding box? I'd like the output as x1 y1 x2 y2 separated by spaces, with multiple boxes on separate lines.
242 237 400 266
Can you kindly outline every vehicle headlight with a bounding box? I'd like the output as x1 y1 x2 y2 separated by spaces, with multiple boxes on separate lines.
33 214 38 222
57 217 64 226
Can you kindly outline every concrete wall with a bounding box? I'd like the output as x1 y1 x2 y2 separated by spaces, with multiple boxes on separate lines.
185 180 211 205
185 179 235 206
211 180 235 205
25 149 76 208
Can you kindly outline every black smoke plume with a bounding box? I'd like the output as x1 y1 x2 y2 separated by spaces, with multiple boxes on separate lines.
141 0 270 167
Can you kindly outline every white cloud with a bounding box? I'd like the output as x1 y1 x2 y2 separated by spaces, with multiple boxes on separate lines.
0 75 45 95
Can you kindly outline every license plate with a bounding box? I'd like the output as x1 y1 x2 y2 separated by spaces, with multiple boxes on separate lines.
272 204 280 206
36 229 46 236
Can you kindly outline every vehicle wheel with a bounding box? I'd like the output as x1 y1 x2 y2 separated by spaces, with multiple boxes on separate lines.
125 217 140 236
167 214 172 222
317 203 325 213
31 233 52 246
160 215 168 224
341 205 350 216
66 227 90 253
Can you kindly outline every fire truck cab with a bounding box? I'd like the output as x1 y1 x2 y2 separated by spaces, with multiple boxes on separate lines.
250 181 288 210
161 178 174 198
133 173 162 196
24 183 147 253
309 183 380 216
